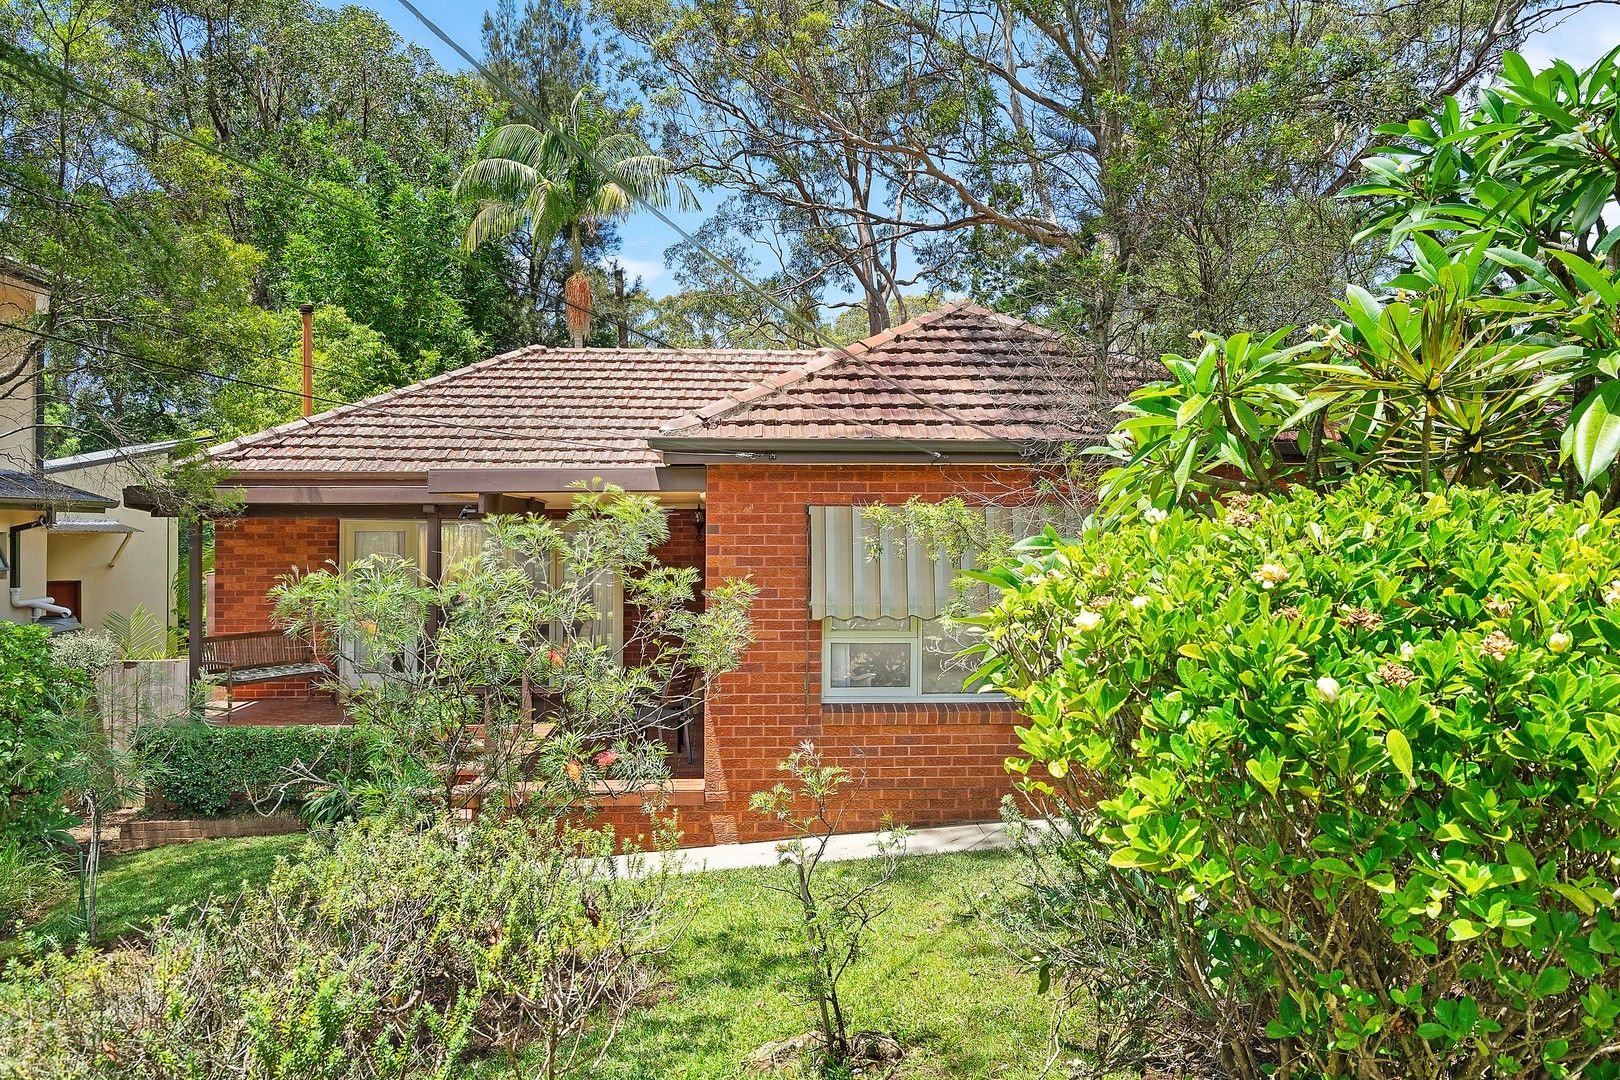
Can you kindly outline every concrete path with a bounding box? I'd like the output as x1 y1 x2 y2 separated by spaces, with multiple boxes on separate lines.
612 819 1019 876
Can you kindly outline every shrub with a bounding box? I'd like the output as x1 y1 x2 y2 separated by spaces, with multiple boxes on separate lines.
272 487 755 821
135 720 376 817
0 622 89 845
975 477 1620 1077
0 817 677 1079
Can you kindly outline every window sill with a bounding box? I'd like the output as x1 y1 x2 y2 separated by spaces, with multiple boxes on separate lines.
821 694 1011 706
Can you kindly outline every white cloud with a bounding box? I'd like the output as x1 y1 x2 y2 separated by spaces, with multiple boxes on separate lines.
612 256 668 287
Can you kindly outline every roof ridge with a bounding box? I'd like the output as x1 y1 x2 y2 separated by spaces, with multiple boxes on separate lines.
659 299 996 434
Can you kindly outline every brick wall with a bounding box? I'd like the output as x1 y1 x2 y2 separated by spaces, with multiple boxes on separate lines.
212 516 339 699
699 464 1035 844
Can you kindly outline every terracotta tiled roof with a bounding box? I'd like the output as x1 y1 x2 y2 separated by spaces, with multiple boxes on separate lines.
207 303 1133 476
206 348 812 474
656 302 1118 445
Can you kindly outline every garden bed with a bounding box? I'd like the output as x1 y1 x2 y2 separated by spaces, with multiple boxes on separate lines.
11 835 1070 1077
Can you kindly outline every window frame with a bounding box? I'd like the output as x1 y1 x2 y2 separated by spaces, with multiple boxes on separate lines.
820 615 1001 704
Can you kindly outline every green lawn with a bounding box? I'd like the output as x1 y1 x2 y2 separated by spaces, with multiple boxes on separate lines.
18 836 1068 1078
585 850 1064 1079
23 833 308 947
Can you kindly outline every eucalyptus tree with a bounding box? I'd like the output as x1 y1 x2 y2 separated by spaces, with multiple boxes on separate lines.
456 90 693 346
605 0 1578 367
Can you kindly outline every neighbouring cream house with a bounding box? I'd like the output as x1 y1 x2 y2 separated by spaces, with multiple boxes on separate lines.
44 441 182 636
0 257 178 636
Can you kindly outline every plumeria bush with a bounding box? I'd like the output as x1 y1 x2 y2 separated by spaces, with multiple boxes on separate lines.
974 477 1620 1077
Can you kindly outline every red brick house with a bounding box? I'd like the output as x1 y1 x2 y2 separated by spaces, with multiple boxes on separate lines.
166 302 1107 844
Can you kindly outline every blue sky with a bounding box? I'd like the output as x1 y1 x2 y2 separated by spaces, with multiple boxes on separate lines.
377 1 1620 297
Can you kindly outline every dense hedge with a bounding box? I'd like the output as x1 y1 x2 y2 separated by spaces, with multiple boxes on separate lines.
0 623 89 844
978 477 1620 1076
135 721 374 816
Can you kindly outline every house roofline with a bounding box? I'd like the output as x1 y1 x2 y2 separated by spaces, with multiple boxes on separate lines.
0 255 51 290
649 434 1087 464
45 436 197 474
657 301 1068 437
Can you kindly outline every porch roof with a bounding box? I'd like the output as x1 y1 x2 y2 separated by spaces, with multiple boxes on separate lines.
0 469 117 512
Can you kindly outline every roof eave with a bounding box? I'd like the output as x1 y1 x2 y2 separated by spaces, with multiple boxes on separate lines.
649 434 1073 464
0 494 117 513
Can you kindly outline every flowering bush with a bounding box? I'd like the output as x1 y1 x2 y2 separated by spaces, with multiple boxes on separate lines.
973 477 1620 1077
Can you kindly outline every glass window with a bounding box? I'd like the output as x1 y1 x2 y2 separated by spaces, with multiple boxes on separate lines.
829 640 914 688
822 616 999 701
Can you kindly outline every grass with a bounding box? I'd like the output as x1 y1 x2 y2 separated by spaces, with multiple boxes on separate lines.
570 849 1062 1079
21 832 307 948
14 836 1068 1078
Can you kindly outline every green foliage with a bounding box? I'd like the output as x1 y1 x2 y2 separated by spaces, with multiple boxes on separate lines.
101 607 169 662
1096 50 1620 523
273 485 756 822
135 721 375 818
0 623 88 846
0 817 678 1079
0 839 66 936
975 477 1620 1075
457 90 693 271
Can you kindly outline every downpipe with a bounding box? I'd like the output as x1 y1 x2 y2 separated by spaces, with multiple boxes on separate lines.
7 515 70 618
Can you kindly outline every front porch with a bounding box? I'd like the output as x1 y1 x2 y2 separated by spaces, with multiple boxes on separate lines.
202 683 707 784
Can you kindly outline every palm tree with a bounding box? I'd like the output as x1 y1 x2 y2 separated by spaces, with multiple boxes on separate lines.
456 91 694 346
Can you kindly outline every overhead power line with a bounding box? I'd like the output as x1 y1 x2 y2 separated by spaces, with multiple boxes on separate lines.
0 35 1030 465
390 0 1022 448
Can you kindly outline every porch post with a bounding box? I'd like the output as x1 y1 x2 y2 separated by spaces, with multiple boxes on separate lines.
424 505 443 637
187 517 204 683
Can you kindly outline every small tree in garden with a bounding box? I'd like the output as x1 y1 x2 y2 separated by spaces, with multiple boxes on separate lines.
974 477 1620 1076
273 485 755 822
48 633 138 943
750 742 907 1069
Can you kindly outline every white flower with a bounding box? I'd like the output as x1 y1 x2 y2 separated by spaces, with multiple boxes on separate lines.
1396 159 1413 174
1315 676 1341 704
1549 631 1573 654
1579 291 1602 315
1399 641 1416 662
1321 324 1346 350
1072 609 1103 632
1130 595 1150 610
1144 507 1169 524
1107 429 1134 451
1253 562 1291 589
1605 579 1620 607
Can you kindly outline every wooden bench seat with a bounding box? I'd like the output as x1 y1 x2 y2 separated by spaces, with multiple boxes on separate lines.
201 630 329 708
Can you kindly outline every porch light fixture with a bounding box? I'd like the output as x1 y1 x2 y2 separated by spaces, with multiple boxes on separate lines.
693 508 706 535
